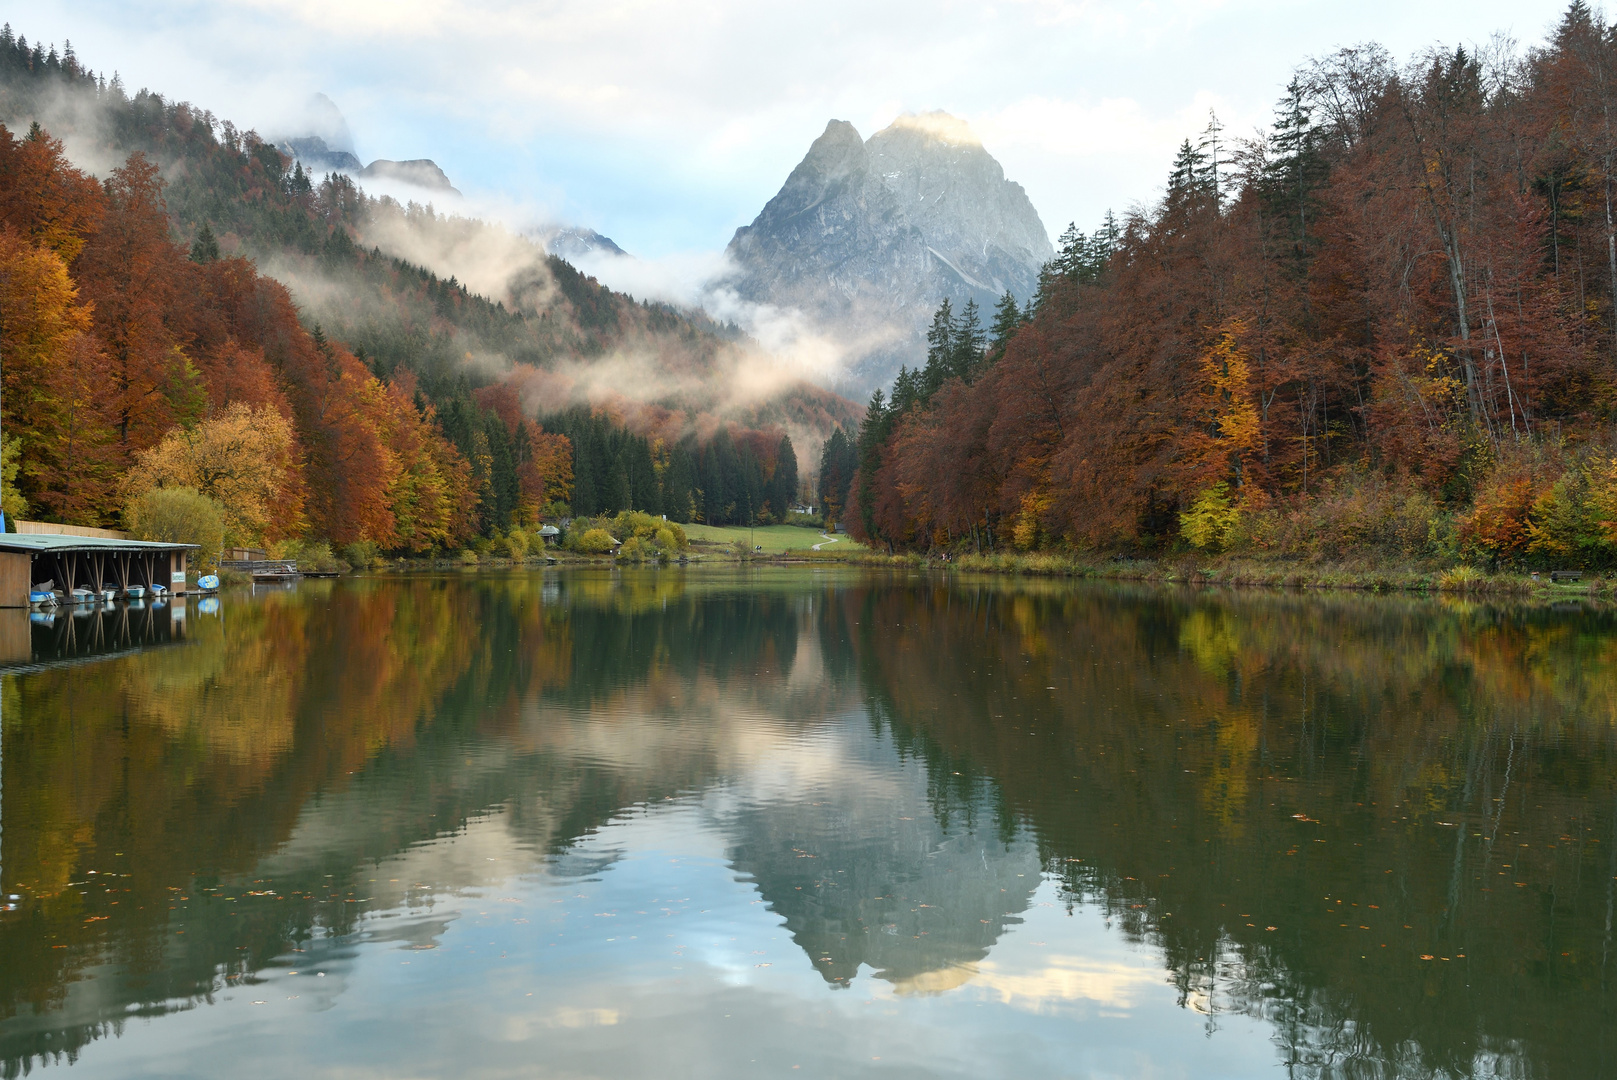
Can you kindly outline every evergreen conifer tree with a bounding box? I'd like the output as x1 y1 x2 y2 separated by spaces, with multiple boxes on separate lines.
1167 139 1208 207
771 435 798 517
921 299 955 399
891 365 920 414
190 222 219 263
950 298 986 381
855 389 892 545
988 292 1021 367
1195 109 1225 209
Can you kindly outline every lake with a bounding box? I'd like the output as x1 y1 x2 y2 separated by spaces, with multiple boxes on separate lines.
1 568 1613 1078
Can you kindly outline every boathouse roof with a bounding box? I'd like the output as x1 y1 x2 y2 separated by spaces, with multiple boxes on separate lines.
0 534 198 554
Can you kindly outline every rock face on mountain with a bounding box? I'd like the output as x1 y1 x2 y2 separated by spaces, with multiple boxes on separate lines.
724 112 1052 390
360 158 459 195
280 135 362 174
537 226 628 262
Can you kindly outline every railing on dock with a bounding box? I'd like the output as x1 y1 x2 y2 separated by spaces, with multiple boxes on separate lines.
219 559 302 582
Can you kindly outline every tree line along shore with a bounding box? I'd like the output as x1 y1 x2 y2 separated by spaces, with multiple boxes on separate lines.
814 6 1617 588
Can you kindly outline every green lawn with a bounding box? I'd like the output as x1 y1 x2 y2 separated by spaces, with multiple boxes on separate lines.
680 522 867 554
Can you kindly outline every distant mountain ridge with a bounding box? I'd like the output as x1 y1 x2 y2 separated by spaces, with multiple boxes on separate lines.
278 134 460 194
724 112 1053 389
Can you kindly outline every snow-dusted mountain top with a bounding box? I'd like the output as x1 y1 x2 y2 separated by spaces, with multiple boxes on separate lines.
723 111 1052 389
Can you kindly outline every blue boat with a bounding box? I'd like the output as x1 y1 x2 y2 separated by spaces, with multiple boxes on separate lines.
197 574 220 592
29 589 56 606
125 585 145 599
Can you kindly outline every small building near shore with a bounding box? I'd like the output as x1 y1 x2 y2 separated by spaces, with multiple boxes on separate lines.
0 534 197 607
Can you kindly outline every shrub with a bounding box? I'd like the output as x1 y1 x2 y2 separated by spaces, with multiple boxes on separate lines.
297 540 342 572
1180 483 1239 552
343 540 380 569
1455 442 1574 568
619 536 651 561
1225 471 1447 562
1525 456 1617 568
498 528 530 560
577 528 617 554
1010 490 1048 551
654 527 677 551
268 538 304 560
458 548 479 565
1460 476 1538 566
609 510 687 550
1437 565 1486 592
126 486 226 570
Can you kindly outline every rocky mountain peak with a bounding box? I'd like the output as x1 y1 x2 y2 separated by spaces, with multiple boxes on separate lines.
877 110 981 147
723 112 1051 391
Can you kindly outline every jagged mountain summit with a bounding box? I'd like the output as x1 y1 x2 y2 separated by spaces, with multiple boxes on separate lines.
723 112 1052 390
279 134 461 195
534 225 628 262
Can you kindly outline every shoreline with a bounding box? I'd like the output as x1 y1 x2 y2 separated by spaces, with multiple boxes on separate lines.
266 544 1615 606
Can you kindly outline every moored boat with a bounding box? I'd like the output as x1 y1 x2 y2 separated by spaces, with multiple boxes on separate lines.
197 574 220 592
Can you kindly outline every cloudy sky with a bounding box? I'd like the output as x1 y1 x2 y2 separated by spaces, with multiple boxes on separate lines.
19 0 1573 263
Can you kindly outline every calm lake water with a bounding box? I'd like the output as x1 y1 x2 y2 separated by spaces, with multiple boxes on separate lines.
1 568 1614 1079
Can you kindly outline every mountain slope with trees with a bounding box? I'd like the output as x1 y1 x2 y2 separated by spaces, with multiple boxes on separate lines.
842 6 1617 572
0 27 843 551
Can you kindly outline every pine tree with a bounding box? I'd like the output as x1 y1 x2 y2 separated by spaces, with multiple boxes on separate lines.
1195 109 1225 210
190 222 219 263
854 389 892 545
891 365 920 414
818 427 855 524
988 292 1021 367
921 299 956 399
951 298 986 381
628 436 658 512
1167 139 1209 207
1053 222 1084 278
663 438 697 523
1083 211 1119 282
603 446 629 513
1265 77 1327 263
771 434 798 516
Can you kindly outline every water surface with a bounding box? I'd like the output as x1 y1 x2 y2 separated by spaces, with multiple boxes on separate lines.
2 569 1614 1078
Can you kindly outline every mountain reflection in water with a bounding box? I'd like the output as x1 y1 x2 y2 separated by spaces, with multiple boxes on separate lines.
0 569 1613 1079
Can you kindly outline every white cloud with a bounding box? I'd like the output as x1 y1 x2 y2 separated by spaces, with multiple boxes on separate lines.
23 0 1570 261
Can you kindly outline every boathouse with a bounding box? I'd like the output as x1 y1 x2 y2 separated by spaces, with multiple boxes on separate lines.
0 534 196 607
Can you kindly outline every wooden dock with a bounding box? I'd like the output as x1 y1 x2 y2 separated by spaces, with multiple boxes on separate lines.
219 559 303 582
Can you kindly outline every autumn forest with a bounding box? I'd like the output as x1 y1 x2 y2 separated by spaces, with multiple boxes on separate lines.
837 4 1617 571
0 28 819 562
11 10 1617 570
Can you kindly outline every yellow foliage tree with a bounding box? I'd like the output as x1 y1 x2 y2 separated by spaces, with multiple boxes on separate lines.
121 403 300 546
1011 488 1050 551
1180 483 1240 551
1196 322 1261 486
0 232 116 522
1180 323 1263 551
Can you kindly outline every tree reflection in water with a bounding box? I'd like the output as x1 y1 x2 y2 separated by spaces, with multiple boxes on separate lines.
0 570 1611 1078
